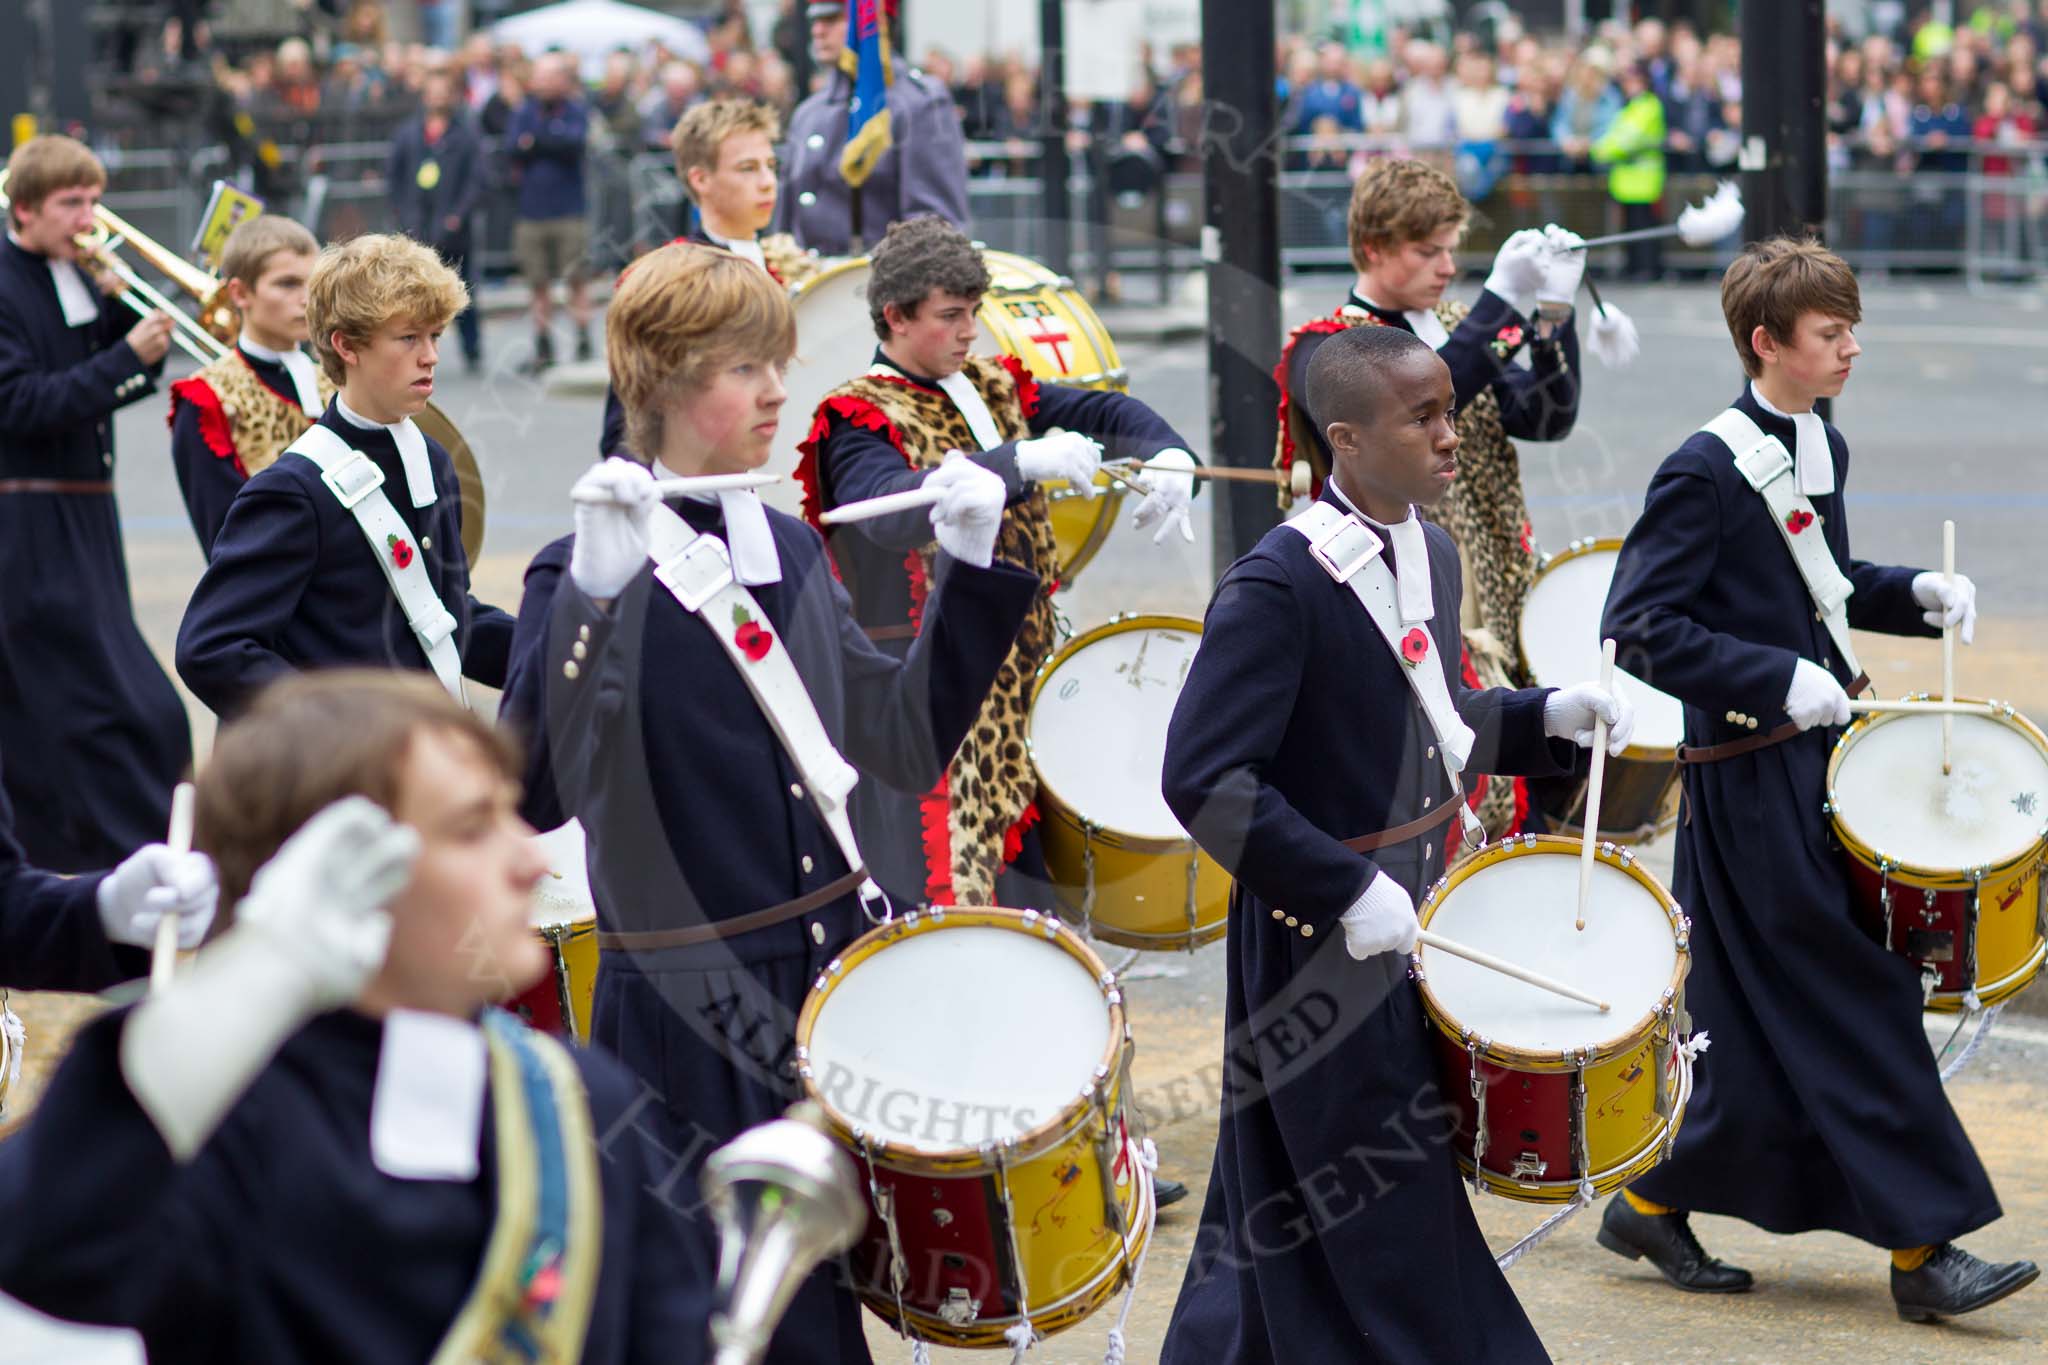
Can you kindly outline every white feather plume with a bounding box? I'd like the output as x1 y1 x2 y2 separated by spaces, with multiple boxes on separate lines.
1586 303 1640 368
1676 181 1745 247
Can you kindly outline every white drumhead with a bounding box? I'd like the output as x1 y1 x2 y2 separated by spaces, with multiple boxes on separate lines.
1423 851 1676 1052
806 926 1110 1152
1833 713 2048 871
778 262 877 519
530 819 595 929
1521 548 1684 750
1030 623 1200 843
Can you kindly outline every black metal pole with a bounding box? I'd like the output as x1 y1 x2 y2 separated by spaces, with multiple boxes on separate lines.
1740 0 1829 414
1740 0 1829 243
1039 0 1071 277
1201 0 1281 568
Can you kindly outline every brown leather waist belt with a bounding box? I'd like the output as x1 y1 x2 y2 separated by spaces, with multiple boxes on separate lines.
594 867 869 952
1342 797 1460 853
864 623 918 642
1677 673 1869 765
0 479 113 496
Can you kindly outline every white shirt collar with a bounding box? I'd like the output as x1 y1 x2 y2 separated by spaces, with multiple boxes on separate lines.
335 394 438 509
1353 286 1450 351
1326 478 1433 624
1749 381 1835 496
242 334 324 415
704 227 767 271
236 332 290 364
664 460 780 586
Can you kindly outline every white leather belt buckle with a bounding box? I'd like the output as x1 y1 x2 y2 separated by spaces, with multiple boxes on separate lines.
320 451 387 509
1309 513 1381 584
654 536 735 614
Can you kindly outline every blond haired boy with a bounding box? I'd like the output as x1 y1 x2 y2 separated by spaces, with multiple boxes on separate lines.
176 234 513 719
502 243 1035 1362
1599 238 2033 1321
0 133 189 871
167 214 333 553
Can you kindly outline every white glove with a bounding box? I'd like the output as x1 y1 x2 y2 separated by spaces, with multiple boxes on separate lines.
1784 657 1852 731
925 454 1007 567
1339 870 1420 961
97 844 217 951
1543 683 1636 755
1911 571 1977 644
1130 447 1196 545
1015 429 1102 497
1483 228 1549 316
569 457 656 599
120 797 420 1160
1536 225 1587 317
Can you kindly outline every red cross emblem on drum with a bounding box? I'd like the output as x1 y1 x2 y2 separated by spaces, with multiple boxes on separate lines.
1023 314 1074 374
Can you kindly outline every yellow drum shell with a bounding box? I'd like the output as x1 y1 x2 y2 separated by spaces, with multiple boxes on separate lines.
793 907 1151 1348
1825 698 2048 1011
1416 836 1694 1202
1029 615 1231 951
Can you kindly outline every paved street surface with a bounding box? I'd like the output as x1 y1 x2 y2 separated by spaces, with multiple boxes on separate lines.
8 278 2048 1360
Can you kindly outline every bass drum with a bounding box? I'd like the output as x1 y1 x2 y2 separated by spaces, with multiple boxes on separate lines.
782 250 1128 584
415 401 487 566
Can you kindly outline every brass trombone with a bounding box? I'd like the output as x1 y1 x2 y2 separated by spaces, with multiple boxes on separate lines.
0 171 488 561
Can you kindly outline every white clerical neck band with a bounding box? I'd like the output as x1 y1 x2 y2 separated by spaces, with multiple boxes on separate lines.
1327 477 1433 623
237 333 292 364
1748 381 1835 496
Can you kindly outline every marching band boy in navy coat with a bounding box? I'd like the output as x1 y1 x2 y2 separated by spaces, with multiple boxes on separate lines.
0 673 695 1362
166 214 330 556
1598 237 2037 1321
176 234 512 718
500 246 1037 1364
0 746 214 992
1157 324 1630 1363
0 135 190 871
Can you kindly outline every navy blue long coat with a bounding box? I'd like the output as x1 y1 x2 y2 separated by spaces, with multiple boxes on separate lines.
0 750 144 991
1602 387 1998 1247
500 496 1036 1365
1158 490 1573 1364
175 402 513 718
0 1006 696 1362
0 236 190 872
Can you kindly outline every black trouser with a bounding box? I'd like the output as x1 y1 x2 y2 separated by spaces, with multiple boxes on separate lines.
1623 199 1663 280
432 232 483 362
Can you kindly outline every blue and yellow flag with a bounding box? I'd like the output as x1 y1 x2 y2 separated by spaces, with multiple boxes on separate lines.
838 0 895 188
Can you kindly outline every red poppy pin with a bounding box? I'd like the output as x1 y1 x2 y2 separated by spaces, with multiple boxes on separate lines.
1491 323 1525 359
1785 509 1815 535
523 1261 562 1308
1519 520 1534 556
731 604 773 662
1401 627 1431 666
385 533 414 568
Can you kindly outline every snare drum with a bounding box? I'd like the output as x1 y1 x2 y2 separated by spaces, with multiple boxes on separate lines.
1519 539 1686 842
1415 835 1695 1202
507 820 599 1041
784 250 1128 582
1826 699 2048 1011
795 907 1153 1349
1029 615 1229 951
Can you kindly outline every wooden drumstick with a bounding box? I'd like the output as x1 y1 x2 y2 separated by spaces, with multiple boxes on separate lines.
1942 519 1956 777
570 471 781 504
1576 638 1617 933
1101 458 1298 488
1848 698 1999 718
818 485 947 525
1416 929 1611 1012
149 783 196 996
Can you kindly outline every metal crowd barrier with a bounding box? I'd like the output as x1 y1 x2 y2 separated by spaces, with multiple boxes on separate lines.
90 125 2048 293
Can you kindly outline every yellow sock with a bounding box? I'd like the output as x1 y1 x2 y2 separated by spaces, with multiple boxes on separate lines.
1623 1189 1676 1217
1892 1245 1934 1272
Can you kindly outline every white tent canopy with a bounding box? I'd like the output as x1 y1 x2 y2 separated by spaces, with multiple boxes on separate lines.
490 0 712 79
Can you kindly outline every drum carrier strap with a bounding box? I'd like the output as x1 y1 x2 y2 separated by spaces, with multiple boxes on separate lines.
1286 501 1487 849
642 501 886 919
1702 407 1862 680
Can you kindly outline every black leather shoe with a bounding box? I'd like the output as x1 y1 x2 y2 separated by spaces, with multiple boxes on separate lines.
1154 1177 1189 1209
1892 1243 2039 1322
1597 1196 1754 1293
